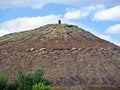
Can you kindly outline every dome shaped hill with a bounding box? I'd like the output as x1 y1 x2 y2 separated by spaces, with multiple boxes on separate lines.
0 24 120 87
0 24 118 50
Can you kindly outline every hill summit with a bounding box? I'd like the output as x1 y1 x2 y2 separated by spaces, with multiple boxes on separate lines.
0 24 120 86
0 24 118 50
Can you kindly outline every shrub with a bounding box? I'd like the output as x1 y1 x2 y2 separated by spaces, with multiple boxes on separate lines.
33 69 52 86
7 80 18 90
32 83 52 90
17 71 34 90
33 69 52 85
0 74 7 90
17 69 52 90
33 69 44 84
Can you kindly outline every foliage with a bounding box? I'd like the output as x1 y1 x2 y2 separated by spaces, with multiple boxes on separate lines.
7 80 18 90
17 69 52 90
0 69 52 90
17 70 34 90
33 69 44 84
0 74 7 90
32 83 52 90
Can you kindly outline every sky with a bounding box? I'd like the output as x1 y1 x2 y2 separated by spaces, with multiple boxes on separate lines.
0 0 120 46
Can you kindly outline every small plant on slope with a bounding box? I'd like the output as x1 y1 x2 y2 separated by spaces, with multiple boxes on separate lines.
32 83 52 90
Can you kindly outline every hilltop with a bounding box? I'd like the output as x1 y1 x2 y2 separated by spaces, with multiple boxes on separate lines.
0 24 120 86
0 24 118 50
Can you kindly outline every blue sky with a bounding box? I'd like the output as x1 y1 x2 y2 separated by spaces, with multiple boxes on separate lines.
0 0 120 46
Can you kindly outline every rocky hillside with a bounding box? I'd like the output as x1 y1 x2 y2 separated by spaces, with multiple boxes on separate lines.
0 24 120 86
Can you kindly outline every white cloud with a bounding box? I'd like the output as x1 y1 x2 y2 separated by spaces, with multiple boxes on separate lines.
0 15 62 37
0 0 119 9
94 5 120 20
0 0 80 9
115 43 120 46
106 24 120 33
64 4 106 20
64 5 95 20
64 9 82 19
77 0 119 5
98 34 111 41
0 29 9 36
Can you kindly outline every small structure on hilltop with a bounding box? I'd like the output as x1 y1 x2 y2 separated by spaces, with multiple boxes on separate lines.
58 20 61 24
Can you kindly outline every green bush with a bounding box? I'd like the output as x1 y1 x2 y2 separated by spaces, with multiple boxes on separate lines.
33 69 44 84
17 71 34 90
32 83 52 90
0 74 7 90
0 69 52 90
33 69 52 86
33 69 52 85
17 69 52 90
7 80 18 90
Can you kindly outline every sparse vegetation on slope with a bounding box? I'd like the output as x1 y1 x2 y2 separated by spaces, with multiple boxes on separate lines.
17 69 52 90
0 24 120 88
0 69 52 90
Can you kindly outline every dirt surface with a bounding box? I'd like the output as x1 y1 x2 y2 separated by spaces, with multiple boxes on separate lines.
0 24 120 86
